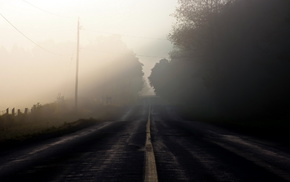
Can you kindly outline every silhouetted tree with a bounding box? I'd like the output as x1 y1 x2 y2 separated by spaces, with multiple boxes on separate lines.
149 59 171 99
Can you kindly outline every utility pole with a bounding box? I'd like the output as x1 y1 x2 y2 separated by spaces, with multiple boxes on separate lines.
75 17 80 113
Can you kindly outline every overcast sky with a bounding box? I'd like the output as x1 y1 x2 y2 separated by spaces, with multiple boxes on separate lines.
0 0 178 111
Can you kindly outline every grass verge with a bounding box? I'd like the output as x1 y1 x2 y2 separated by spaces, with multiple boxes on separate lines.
0 119 99 150
0 105 126 149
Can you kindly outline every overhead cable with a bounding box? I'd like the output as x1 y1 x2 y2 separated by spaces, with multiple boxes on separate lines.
82 29 169 41
22 0 74 19
0 12 61 55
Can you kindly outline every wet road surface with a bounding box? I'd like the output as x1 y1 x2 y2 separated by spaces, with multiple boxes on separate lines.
1 97 290 181
151 104 290 182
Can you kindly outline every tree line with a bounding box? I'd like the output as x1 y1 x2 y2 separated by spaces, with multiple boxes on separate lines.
149 0 290 121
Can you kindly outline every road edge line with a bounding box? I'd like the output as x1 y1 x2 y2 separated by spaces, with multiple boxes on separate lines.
144 105 158 182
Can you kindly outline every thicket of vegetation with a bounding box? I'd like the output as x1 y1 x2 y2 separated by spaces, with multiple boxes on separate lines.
149 0 290 123
0 97 123 143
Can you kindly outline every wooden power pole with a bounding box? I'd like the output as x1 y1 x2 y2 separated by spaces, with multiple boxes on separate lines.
75 17 80 112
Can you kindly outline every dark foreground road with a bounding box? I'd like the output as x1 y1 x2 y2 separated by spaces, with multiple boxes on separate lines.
1 97 290 182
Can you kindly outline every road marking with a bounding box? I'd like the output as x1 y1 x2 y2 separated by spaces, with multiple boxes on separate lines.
144 105 158 182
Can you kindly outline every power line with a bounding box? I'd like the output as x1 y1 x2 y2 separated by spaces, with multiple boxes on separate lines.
82 29 171 59
0 12 168 59
0 12 60 55
82 29 169 42
22 0 73 19
22 0 58 16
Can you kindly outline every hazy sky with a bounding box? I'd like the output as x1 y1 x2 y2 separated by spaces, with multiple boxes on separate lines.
0 0 178 112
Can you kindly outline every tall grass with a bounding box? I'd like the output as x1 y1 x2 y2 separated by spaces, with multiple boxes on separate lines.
0 100 123 143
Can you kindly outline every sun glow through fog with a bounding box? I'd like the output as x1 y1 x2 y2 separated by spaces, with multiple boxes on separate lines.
0 0 177 111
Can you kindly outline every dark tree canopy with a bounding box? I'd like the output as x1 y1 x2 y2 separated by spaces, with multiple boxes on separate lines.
150 0 290 120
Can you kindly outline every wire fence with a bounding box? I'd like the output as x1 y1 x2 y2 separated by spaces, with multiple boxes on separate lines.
0 108 30 117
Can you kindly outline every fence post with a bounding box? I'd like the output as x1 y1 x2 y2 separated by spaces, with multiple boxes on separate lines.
12 108 15 116
17 109 21 116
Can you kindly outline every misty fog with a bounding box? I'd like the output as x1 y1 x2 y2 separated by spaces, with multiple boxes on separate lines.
0 0 176 112
0 36 145 111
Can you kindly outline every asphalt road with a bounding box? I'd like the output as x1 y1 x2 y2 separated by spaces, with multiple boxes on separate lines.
1 97 290 182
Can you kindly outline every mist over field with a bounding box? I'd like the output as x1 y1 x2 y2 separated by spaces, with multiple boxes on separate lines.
0 0 176 112
0 36 148 112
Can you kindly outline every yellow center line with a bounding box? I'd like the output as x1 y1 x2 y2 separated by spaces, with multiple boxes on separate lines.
144 105 158 182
